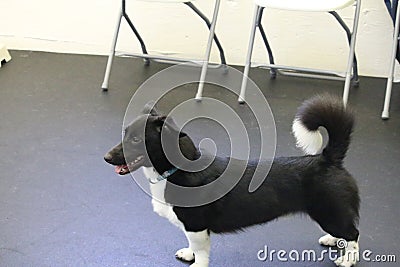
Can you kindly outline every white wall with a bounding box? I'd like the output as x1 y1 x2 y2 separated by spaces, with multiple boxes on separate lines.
0 0 397 78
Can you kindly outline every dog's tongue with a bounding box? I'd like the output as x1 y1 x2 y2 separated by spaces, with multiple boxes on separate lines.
115 165 127 174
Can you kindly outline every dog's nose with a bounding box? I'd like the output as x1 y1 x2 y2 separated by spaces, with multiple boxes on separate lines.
104 152 113 163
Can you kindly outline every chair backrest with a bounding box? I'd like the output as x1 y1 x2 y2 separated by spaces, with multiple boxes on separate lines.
254 0 357 12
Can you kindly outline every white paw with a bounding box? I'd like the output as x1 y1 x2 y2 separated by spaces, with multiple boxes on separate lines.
319 234 339 246
334 241 359 267
334 255 357 267
175 247 195 262
190 263 207 267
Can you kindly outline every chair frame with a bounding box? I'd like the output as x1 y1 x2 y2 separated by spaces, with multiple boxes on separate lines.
239 0 362 106
382 0 400 119
0 44 12 68
101 0 226 95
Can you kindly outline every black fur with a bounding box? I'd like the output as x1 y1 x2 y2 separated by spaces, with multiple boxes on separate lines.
105 96 360 242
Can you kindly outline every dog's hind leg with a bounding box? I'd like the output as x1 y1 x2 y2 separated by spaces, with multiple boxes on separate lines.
318 233 359 267
310 209 359 266
177 229 210 267
317 222 359 267
318 223 359 267
334 239 359 267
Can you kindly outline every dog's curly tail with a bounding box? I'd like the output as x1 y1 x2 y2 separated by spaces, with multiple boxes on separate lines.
292 94 355 165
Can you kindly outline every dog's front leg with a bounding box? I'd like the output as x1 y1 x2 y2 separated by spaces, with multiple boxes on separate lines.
179 229 210 267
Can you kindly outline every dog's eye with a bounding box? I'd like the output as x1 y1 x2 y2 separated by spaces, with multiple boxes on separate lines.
132 137 141 143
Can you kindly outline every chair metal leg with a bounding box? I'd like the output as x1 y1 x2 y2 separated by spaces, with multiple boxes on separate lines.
391 0 399 22
101 8 123 91
329 11 359 86
184 2 226 66
257 7 277 79
342 0 361 107
102 0 150 91
122 0 149 65
238 5 261 104
382 1 400 119
195 0 221 101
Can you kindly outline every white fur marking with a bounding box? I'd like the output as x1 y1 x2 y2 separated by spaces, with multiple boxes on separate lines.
143 167 210 267
175 247 195 262
319 234 359 266
334 240 359 267
319 234 339 246
186 230 210 267
143 167 184 230
292 119 323 155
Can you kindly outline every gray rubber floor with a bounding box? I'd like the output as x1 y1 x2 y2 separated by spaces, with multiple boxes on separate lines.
0 51 399 266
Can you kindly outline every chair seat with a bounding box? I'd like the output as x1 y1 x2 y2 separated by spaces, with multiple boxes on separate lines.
254 0 356 12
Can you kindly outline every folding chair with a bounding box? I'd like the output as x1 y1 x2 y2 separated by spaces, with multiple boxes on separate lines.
101 0 226 98
239 0 361 106
382 0 400 119
0 44 11 67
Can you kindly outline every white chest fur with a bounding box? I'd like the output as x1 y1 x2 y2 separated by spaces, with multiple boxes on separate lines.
142 167 184 230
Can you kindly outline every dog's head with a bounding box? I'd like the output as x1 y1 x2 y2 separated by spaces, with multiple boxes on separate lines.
104 102 189 175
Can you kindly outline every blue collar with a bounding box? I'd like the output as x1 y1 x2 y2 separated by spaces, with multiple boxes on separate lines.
149 167 178 184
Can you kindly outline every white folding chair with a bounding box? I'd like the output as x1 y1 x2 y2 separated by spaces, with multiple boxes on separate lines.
0 43 11 67
382 0 400 119
239 0 362 105
101 0 226 97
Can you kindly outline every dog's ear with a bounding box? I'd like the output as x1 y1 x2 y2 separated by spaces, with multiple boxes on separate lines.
142 101 160 116
155 116 187 138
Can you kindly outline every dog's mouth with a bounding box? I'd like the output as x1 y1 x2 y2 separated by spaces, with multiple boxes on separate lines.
115 155 144 175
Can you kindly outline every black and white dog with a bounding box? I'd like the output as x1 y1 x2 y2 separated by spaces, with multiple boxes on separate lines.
104 95 360 267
